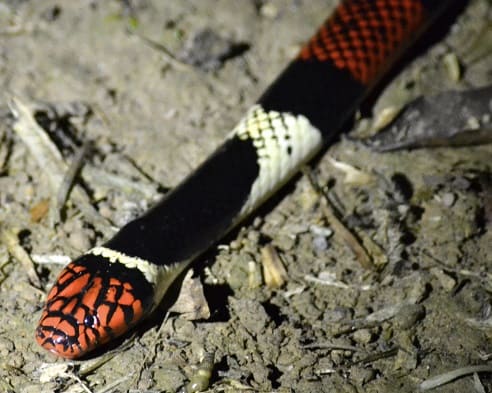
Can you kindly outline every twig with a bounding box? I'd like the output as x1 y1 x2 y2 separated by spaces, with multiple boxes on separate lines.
302 167 375 270
0 227 41 287
56 140 90 220
320 199 374 270
304 272 350 289
128 28 194 72
38 363 93 393
0 129 13 173
79 351 124 377
81 165 160 200
0 257 12 286
134 311 172 386
95 375 131 393
419 364 492 391
303 342 363 352
421 249 492 291
9 96 66 189
9 96 112 234
474 372 486 393
68 373 93 393
349 346 399 365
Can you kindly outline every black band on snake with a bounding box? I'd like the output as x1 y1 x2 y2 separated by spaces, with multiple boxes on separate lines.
35 0 458 359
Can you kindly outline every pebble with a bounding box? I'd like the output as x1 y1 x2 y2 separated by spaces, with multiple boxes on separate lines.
316 356 335 374
229 239 241 250
0 336 14 356
394 304 426 330
260 3 279 19
381 322 393 341
247 229 260 245
153 365 185 393
352 329 373 344
67 230 92 252
430 267 456 291
393 346 417 371
97 201 113 219
7 351 24 368
230 298 269 335
330 349 353 366
408 276 428 303
323 306 353 323
276 233 297 251
441 192 456 207
312 235 328 252
451 176 471 190
309 225 333 238
350 365 376 385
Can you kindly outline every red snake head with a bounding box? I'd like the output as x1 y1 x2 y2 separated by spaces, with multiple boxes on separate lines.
35 253 154 359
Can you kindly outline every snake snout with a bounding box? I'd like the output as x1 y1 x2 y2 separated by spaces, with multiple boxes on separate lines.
35 316 85 359
36 255 152 358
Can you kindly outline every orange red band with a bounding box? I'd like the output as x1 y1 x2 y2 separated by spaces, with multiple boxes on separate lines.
299 0 425 84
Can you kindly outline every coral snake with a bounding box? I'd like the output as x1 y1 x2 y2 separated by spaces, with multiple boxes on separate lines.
36 0 458 359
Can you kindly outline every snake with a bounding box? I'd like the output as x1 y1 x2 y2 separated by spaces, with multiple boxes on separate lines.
35 0 458 359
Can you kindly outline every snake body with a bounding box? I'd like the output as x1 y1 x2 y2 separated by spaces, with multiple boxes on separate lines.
36 0 457 358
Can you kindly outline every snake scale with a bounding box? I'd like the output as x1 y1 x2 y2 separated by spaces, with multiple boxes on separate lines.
36 0 458 359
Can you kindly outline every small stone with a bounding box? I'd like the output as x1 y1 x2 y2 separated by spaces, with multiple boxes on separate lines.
324 306 353 323
397 204 410 215
393 347 417 371
430 267 456 291
381 323 393 341
315 357 335 375
312 235 328 252
277 346 299 366
67 230 91 252
394 304 426 330
229 298 269 335
352 329 373 344
330 350 346 365
350 365 376 385
309 225 333 238
441 192 456 207
173 318 196 340
97 202 113 219
408 276 428 303
229 240 241 250
0 337 14 356
276 233 297 251
247 230 260 244
451 176 471 190
7 352 24 368
260 3 278 19
153 365 184 393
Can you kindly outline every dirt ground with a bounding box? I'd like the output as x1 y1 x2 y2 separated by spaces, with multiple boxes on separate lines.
0 0 491 392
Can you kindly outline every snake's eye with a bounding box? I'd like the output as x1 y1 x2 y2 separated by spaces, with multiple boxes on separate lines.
83 314 97 328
